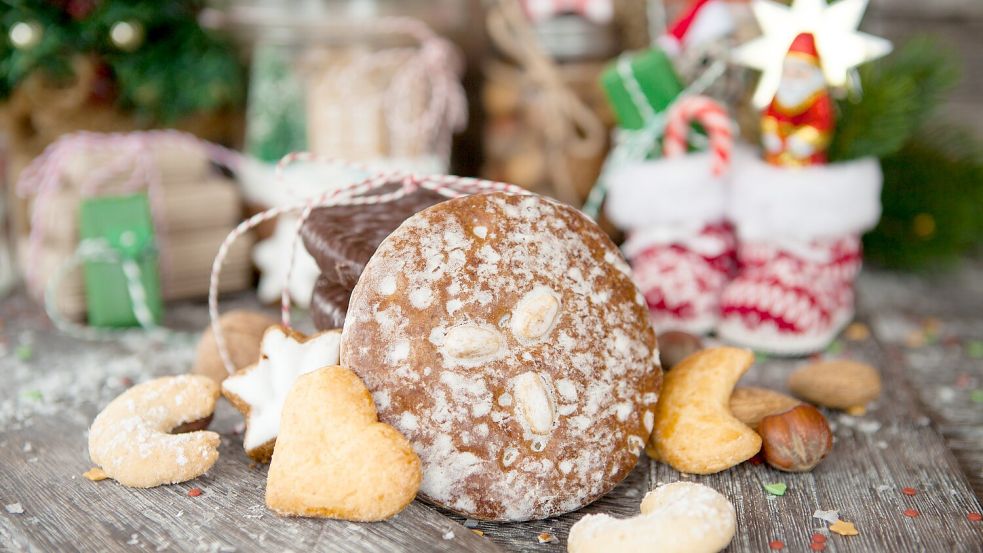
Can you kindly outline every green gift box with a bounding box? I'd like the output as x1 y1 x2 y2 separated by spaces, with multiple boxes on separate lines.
79 193 163 328
600 47 684 130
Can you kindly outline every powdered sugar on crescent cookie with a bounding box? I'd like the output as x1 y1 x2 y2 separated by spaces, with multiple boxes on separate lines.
341 193 662 521
222 326 342 461
88 375 220 488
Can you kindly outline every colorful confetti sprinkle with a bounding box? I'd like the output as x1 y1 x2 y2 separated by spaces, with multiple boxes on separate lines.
768 539 784 550
471 529 484 537
846 405 867 416
905 330 926 349
537 532 557 544
967 512 982 522
844 322 870 341
15 344 32 361
83 467 108 481
811 533 827 544
955 374 973 389
764 482 788 496
829 520 859 536
967 340 983 359
903 508 919 518
970 389 983 404
810 542 826 551
188 487 203 497
826 340 843 355
21 390 42 402
901 487 917 496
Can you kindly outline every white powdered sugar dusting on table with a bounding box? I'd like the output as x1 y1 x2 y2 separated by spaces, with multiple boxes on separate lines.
1 329 196 430
342 193 660 521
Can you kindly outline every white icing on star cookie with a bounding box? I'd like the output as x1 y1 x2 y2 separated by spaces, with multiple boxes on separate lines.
222 325 341 461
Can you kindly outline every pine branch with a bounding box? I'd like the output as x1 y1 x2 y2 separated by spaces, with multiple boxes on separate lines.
828 36 960 162
864 123 983 269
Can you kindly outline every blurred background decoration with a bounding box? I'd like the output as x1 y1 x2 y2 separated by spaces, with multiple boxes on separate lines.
0 0 981 329
0 0 244 159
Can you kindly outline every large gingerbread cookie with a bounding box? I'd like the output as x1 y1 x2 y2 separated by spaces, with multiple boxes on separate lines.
341 192 661 521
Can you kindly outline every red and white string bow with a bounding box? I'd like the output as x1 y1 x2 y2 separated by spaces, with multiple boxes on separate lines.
15 130 241 296
208 153 528 376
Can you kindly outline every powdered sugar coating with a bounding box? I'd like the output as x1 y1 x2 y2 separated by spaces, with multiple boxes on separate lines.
341 193 661 521
567 482 736 553
88 375 220 488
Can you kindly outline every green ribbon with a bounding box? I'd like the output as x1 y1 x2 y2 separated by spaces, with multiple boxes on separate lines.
44 235 166 340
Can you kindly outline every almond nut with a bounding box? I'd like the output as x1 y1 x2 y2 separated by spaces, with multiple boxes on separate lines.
513 371 556 435
511 287 560 342
443 325 504 360
729 387 801 430
787 359 881 410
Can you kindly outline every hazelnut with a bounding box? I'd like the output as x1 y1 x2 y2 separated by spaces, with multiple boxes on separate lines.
758 404 833 472
658 331 704 370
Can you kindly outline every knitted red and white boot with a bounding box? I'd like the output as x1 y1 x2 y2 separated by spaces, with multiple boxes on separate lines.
605 152 735 334
717 152 883 355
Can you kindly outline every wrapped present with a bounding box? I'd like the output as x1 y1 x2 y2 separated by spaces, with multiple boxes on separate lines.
600 47 684 130
16 131 254 324
78 194 163 327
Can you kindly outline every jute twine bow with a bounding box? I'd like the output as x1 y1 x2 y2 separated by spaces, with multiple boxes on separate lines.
208 153 529 376
486 0 607 205
16 130 242 297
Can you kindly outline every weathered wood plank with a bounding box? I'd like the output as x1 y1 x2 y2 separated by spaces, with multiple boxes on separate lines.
0 292 503 553
2 262 983 552
0 401 504 553
463 309 983 552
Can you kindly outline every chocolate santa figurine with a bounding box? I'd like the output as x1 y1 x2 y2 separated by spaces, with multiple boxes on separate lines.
760 32 833 167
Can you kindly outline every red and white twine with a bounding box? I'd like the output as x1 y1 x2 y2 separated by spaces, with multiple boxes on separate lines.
208 153 528 376
662 95 733 176
16 130 242 296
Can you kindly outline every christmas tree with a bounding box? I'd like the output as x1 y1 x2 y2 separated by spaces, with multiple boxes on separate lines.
0 0 243 122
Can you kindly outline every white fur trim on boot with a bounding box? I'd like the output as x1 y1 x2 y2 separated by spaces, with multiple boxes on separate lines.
605 152 728 231
728 150 882 242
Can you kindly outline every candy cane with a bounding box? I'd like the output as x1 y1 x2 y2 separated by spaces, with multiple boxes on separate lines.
207 153 529 376
662 95 732 176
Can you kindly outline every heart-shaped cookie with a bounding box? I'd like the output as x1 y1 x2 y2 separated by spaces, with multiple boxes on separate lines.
567 482 736 553
265 365 422 521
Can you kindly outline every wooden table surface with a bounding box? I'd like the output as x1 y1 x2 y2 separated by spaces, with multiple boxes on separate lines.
1 263 982 552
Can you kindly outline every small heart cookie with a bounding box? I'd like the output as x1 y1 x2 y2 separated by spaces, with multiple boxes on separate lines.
265 366 422 521
567 482 736 553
